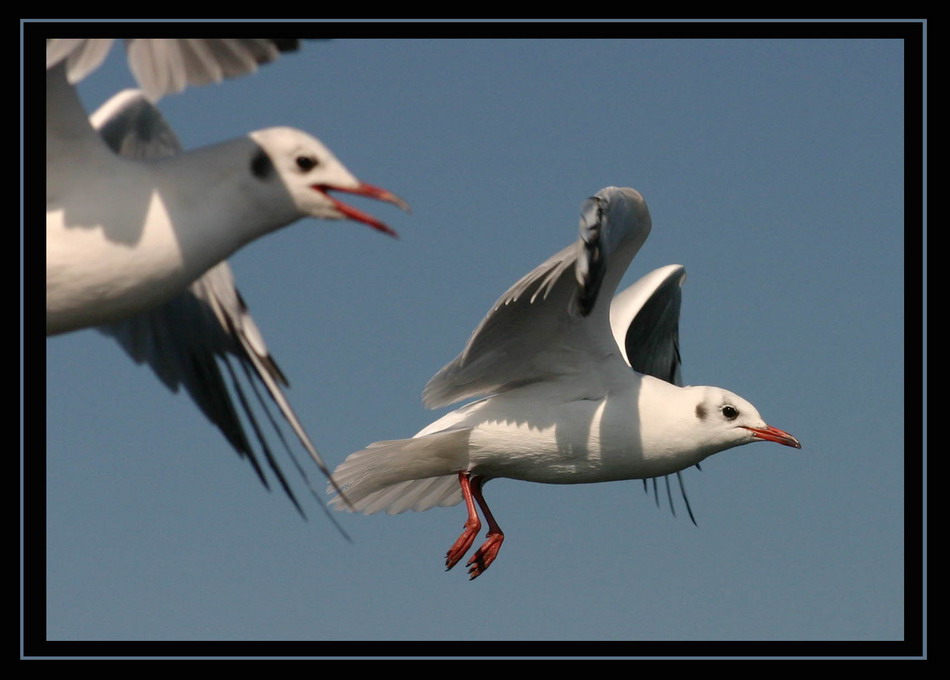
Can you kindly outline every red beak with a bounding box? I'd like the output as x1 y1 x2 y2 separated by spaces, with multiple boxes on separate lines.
314 182 410 237
743 424 802 449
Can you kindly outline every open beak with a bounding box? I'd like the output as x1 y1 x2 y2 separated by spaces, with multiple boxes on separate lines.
314 182 411 238
743 424 802 449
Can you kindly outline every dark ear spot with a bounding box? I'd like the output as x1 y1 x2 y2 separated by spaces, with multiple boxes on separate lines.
695 403 707 420
251 148 274 179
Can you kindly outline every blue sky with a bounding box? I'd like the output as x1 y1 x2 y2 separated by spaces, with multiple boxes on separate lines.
32 23 919 658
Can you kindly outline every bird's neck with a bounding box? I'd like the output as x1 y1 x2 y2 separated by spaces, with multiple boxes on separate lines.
150 137 302 265
633 377 721 470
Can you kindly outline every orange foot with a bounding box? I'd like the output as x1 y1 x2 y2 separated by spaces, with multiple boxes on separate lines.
466 531 505 580
445 519 480 571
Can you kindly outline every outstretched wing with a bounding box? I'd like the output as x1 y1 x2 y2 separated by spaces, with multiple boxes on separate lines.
609 264 686 386
423 187 652 408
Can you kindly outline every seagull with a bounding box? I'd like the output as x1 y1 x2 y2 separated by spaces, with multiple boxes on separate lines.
328 186 801 579
47 38 409 334
45 39 408 518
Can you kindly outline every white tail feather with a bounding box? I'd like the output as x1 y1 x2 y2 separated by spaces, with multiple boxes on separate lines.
329 428 472 514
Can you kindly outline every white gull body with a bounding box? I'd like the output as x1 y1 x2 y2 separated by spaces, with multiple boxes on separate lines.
329 186 800 578
45 39 407 516
47 38 408 335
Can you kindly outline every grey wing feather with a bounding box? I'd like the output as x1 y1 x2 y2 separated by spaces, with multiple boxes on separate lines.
422 243 586 408
92 90 343 523
424 189 650 409
609 264 686 385
573 195 609 317
48 39 301 101
90 88 183 158
46 39 115 83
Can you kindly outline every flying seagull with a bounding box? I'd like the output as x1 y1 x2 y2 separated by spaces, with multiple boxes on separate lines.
328 186 800 578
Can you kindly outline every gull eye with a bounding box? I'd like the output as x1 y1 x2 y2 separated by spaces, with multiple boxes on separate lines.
721 404 739 420
296 155 319 172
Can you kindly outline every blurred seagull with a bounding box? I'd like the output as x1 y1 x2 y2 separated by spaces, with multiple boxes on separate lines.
46 39 409 519
329 187 800 578
47 38 408 335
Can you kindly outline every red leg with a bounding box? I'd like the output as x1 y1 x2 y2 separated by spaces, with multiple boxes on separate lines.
465 475 505 580
445 472 481 571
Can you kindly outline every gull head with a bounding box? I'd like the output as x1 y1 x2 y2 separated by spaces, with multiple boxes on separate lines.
682 385 802 456
248 127 409 237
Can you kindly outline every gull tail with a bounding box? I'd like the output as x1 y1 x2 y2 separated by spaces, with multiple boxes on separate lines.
328 428 472 515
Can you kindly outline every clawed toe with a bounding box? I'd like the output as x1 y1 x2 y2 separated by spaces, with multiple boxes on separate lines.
445 523 479 570
465 533 504 580
446 472 505 580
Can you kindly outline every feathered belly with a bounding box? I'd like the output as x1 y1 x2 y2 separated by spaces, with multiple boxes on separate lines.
463 395 696 484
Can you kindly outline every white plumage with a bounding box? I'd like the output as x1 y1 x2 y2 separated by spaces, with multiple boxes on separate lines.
329 186 800 579
47 39 409 335
46 39 408 518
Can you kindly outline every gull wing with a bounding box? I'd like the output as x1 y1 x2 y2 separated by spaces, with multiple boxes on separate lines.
47 38 300 101
609 264 686 385
424 187 652 408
